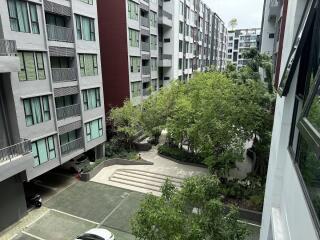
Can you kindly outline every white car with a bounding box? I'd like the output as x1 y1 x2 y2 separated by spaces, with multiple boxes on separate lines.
75 228 115 240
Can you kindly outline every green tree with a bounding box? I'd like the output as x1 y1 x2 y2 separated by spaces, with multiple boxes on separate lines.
131 175 248 240
229 18 238 31
109 100 141 149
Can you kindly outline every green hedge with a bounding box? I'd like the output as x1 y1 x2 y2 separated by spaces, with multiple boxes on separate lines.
158 144 204 165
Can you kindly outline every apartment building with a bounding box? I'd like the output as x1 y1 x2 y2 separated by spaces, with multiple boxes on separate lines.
98 0 227 110
0 0 105 231
260 0 320 239
227 28 261 69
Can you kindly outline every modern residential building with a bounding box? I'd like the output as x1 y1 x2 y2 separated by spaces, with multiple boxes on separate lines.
260 0 320 239
0 0 106 231
227 28 261 69
98 0 227 110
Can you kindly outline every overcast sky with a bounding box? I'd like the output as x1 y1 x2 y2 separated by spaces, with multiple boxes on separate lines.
203 0 264 29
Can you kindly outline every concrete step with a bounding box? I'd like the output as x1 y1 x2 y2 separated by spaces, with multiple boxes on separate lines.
114 171 181 187
109 177 161 193
120 169 185 183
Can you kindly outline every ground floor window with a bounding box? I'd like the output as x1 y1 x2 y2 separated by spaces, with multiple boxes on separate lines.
32 135 56 167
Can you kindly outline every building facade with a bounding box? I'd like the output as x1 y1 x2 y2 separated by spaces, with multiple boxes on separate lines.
98 0 227 109
0 0 106 231
260 0 320 239
227 28 261 69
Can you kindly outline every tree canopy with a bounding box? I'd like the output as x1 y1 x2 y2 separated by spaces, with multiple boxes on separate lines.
131 175 248 240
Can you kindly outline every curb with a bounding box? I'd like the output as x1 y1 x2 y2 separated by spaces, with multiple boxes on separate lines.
158 153 207 168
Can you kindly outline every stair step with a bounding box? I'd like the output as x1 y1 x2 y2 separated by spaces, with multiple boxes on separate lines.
111 173 180 189
120 169 185 182
109 178 161 193
114 171 182 186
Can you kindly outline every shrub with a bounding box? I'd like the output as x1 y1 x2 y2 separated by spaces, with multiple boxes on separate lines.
158 144 204 165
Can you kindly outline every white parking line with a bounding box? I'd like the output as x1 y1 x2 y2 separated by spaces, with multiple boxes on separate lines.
21 231 45 240
43 181 77 204
97 192 131 228
26 209 50 228
50 209 99 225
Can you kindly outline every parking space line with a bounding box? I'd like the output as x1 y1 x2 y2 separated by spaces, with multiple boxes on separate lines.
97 192 131 228
50 209 99 225
26 209 50 228
21 231 45 240
44 181 77 204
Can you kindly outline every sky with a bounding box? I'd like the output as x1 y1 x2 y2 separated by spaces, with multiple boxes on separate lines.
203 0 265 29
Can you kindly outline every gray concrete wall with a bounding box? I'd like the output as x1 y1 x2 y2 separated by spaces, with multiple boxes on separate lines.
0 173 27 232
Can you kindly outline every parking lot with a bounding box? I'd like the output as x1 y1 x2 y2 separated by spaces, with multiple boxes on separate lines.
5 170 260 240
12 181 143 240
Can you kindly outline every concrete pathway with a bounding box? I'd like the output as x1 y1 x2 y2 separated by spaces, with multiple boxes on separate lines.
91 147 209 195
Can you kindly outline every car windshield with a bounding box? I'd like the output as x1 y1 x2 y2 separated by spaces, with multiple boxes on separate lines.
77 233 105 240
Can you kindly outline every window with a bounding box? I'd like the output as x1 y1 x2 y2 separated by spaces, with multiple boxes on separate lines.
151 35 157 50
79 54 98 76
129 29 139 47
75 15 95 41
32 135 56 167
178 58 182 70
151 79 157 91
179 1 184 16
7 0 30 33
179 40 183 52
150 11 157 27
23 96 51 126
29 3 39 34
60 130 79 146
82 88 101 110
151 58 157 71
85 118 103 142
131 81 141 97
128 0 139 20
46 13 66 27
55 95 76 108
80 0 93 4
18 51 46 81
130 56 141 73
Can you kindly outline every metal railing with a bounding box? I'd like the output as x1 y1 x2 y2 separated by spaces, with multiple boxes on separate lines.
159 9 173 20
141 42 150 52
160 54 172 60
61 137 84 155
51 68 77 82
142 66 150 75
56 104 81 120
47 24 74 43
140 16 150 28
0 139 31 163
143 88 151 96
0 40 17 56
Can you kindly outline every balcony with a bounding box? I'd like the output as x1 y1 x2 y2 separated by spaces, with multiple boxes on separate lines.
61 137 84 156
0 39 20 73
159 9 173 27
159 54 172 68
143 88 151 96
142 66 151 75
140 16 150 28
0 139 31 163
141 42 150 52
51 68 77 82
56 104 81 120
0 139 33 182
268 0 281 20
47 24 74 43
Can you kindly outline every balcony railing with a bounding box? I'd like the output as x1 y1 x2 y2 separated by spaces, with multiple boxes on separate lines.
0 40 17 56
47 24 74 43
143 88 151 96
159 9 172 20
51 68 77 82
0 139 31 163
142 66 150 75
61 137 84 155
141 42 150 52
140 16 150 28
160 54 172 60
56 104 81 120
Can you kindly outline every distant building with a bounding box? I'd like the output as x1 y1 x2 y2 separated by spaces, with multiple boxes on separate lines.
97 0 228 110
227 28 261 69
